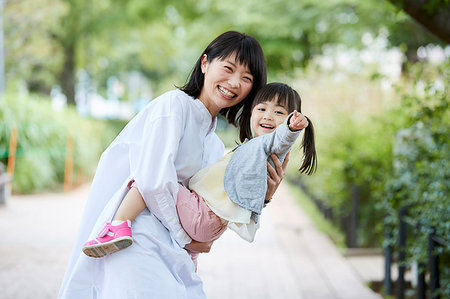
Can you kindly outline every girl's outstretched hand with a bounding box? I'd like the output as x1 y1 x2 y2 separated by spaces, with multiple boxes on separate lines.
266 152 290 202
289 110 308 131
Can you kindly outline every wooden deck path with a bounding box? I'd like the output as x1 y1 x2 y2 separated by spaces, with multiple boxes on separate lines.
0 182 381 299
198 182 381 299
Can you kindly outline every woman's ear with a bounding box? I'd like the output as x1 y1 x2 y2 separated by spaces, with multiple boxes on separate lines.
201 54 208 74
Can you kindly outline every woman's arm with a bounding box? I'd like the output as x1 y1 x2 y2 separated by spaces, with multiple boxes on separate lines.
129 97 193 248
265 152 290 202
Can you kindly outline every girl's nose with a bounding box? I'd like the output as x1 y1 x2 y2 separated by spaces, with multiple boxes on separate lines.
263 112 273 120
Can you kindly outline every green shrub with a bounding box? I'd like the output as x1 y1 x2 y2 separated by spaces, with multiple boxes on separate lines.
287 106 401 247
382 62 449 297
0 92 123 193
287 61 448 255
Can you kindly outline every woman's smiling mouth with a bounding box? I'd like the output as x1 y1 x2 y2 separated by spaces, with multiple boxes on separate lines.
218 86 236 98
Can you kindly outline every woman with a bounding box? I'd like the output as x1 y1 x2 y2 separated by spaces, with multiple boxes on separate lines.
58 31 287 299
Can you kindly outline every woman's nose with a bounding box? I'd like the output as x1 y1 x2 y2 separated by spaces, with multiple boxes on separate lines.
228 75 240 88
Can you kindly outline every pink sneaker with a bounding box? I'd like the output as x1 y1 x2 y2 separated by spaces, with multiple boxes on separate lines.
82 220 133 258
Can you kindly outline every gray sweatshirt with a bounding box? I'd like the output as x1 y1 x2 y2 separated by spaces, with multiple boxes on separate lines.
224 114 301 223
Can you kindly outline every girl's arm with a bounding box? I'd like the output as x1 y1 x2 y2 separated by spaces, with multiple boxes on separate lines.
264 111 307 202
263 111 303 157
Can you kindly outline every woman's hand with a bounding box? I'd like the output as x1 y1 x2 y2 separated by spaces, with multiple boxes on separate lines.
184 240 214 253
266 152 290 202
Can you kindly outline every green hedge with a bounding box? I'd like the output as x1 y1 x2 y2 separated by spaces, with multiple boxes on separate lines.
0 92 125 193
382 62 449 297
287 61 449 295
286 101 402 247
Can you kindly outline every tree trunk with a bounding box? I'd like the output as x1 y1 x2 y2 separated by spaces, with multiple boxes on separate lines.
60 42 76 106
391 0 450 43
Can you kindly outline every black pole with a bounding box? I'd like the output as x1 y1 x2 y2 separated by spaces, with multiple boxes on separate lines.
417 262 426 299
396 207 407 299
428 228 440 299
350 185 359 248
384 227 393 295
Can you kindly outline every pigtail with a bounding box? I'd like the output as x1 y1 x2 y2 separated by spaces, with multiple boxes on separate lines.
298 116 317 175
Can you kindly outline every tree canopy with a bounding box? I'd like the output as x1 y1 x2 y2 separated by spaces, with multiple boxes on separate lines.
3 0 447 103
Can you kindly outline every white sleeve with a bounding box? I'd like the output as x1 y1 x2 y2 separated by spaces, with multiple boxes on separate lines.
128 110 192 248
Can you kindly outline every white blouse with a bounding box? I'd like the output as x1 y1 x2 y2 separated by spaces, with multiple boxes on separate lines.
59 89 224 299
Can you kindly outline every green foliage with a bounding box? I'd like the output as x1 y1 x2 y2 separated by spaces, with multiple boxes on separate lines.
0 92 121 193
4 0 442 98
287 107 400 247
288 60 449 295
383 62 449 296
287 60 449 248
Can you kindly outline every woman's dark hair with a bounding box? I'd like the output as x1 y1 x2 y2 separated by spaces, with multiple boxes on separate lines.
181 31 267 141
253 83 317 175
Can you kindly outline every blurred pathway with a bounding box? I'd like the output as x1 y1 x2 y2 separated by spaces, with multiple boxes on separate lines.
0 182 381 299
0 184 90 299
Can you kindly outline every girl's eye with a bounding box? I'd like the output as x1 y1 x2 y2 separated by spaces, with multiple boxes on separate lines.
275 111 286 115
257 108 265 111
224 66 233 71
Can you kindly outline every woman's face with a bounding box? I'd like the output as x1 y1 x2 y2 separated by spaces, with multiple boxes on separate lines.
198 53 254 116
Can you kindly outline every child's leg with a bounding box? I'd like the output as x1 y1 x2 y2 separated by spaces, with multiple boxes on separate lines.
82 181 145 258
114 186 146 222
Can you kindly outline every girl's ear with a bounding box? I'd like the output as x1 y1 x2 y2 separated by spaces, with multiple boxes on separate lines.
201 54 208 74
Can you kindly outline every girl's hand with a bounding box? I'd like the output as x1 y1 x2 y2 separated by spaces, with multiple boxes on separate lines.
185 240 214 253
266 152 290 202
289 110 308 131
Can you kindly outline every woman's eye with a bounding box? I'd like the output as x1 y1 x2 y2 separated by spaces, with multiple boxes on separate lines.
257 108 265 111
243 76 253 83
224 66 232 71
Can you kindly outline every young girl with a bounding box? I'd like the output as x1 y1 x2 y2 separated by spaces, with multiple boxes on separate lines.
82 83 317 267
58 31 282 299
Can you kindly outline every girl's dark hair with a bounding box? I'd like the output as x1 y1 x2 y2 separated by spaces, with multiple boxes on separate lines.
253 83 317 175
181 31 267 141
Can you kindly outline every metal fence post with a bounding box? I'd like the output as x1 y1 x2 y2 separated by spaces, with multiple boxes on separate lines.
396 207 407 299
417 262 426 299
384 227 393 295
349 185 359 248
428 228 440 299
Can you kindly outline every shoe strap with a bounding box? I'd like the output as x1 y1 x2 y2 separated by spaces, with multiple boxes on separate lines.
98 223 111 237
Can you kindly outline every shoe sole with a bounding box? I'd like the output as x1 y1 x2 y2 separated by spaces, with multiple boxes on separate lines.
82 237 133 258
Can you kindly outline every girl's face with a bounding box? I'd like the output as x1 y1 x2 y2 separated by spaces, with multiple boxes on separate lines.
251 99 289 137
198 53 254 116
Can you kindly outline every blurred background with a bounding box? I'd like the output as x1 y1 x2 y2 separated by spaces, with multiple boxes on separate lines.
0 0 448 298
